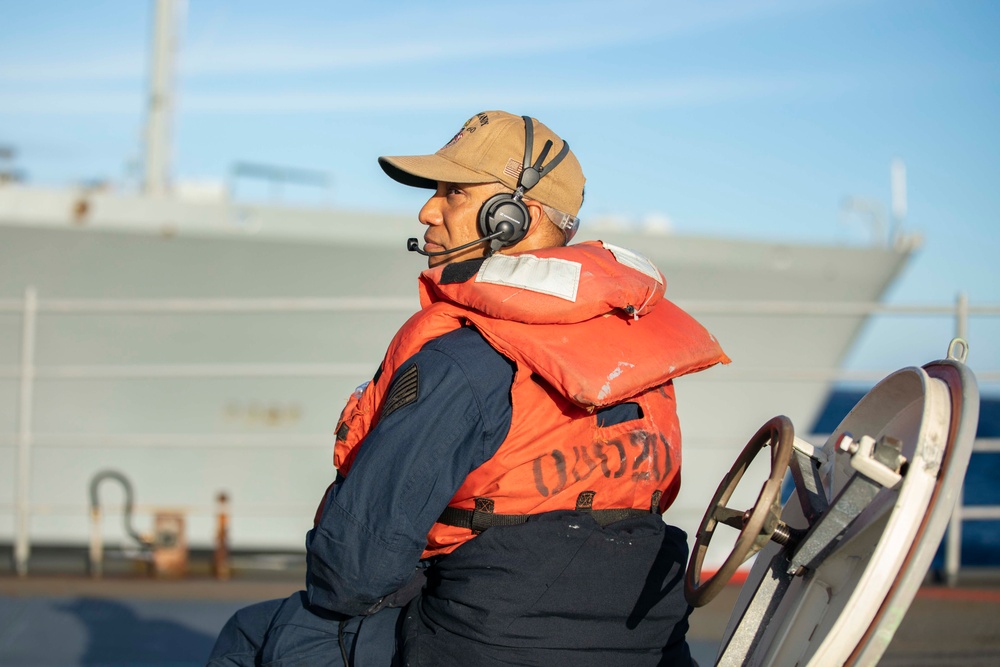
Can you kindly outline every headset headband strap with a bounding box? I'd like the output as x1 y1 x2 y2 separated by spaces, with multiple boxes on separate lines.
539 140 570 178
521 115 535 174
517 115 570 195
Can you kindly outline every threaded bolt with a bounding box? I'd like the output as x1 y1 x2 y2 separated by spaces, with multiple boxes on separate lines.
771 522 799 548
837 433 858 455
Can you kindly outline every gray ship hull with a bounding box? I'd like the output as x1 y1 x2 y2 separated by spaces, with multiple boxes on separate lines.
0 184 913 556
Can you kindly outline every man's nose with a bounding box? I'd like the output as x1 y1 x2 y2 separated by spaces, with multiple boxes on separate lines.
418 195 443 227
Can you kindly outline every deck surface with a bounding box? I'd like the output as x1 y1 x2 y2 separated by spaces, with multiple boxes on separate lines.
2 573 999 666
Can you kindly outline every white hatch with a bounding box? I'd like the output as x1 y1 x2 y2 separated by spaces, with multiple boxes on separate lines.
686 339 979 666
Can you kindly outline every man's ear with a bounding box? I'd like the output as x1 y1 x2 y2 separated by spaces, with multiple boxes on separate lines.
523 200 546 239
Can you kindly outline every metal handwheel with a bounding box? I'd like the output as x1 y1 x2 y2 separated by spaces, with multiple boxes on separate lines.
685 415 795 607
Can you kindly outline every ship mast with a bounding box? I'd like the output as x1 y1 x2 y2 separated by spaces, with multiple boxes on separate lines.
143 0 182 197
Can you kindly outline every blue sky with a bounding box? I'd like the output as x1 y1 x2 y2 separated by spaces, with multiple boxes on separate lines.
1 0 998 380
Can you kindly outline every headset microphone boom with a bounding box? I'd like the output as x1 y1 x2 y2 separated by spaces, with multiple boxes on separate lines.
406 230 507 257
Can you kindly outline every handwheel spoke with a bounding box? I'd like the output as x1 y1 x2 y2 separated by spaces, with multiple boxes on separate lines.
770 436 783 465
713 505 746 530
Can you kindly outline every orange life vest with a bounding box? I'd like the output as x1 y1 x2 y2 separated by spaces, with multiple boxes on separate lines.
332 241 729 558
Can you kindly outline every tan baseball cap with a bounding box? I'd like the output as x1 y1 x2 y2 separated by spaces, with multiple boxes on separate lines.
378 110 586 217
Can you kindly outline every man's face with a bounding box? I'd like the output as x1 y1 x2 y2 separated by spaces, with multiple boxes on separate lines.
417 181 498 268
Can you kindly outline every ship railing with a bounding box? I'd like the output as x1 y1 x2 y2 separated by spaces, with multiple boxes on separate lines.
1 289 998 581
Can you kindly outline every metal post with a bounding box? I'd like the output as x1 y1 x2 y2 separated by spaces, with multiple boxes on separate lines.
945 504 963 587
956 291 969 340
213 491 231 580
15 286 38 577
89 506 103 578
944 291 970 586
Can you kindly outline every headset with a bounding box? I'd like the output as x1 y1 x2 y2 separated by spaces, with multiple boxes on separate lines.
408 115 571 258
477 115 571 255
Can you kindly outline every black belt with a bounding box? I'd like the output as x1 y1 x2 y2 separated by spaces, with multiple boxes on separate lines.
437 493 659 535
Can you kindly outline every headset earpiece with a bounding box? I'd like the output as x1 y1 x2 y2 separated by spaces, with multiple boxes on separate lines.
478 192 530 250
476 115 571 256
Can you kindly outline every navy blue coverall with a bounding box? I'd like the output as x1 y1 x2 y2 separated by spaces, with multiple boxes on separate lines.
207 327 693 666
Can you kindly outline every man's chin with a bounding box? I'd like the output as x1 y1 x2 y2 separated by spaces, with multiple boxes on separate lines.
425 244 487 269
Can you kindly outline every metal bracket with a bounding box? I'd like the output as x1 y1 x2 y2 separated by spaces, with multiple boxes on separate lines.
717 552 796 666
786 434 906 575
790 437 830 524
840 434 906 490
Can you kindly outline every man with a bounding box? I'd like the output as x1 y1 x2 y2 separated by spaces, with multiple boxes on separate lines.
208 111 728 666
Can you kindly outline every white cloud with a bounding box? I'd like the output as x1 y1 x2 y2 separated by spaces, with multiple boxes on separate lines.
0 59 143 84
0 72 848 116
179 0 842 76
182 74 826 113
0 91 141 115
642 213 674 233
0 0 851 83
